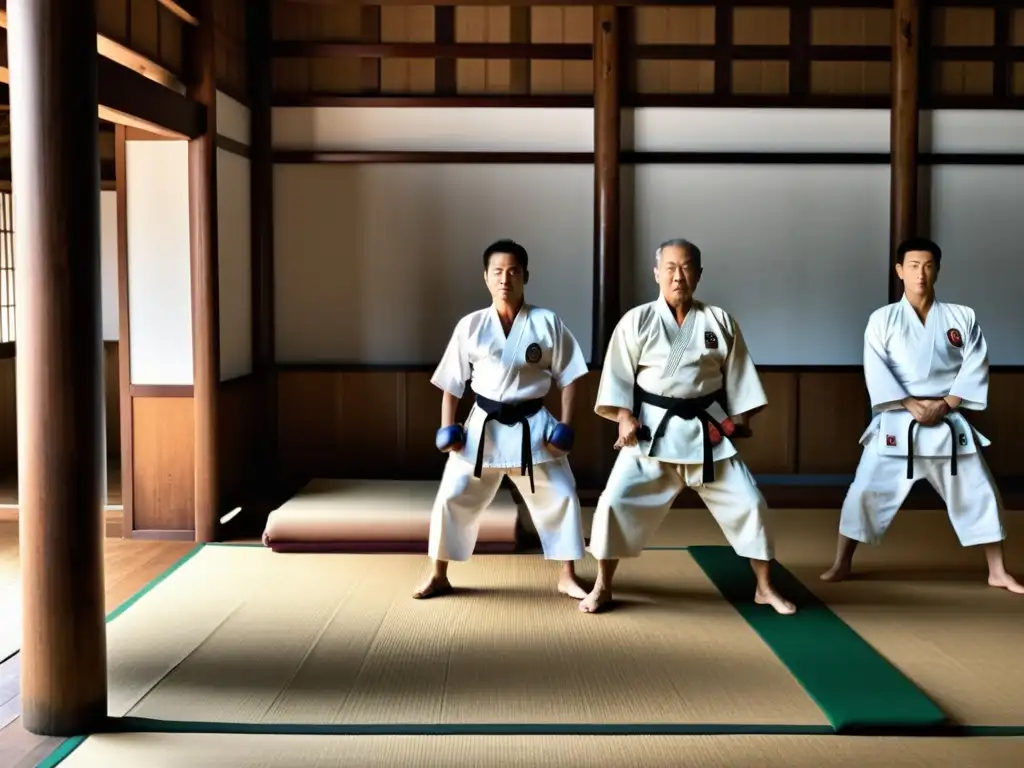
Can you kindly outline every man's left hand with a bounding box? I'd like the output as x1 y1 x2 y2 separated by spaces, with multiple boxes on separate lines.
915 398 951 426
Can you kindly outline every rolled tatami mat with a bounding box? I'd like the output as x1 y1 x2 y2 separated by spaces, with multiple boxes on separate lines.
47 732 1024 768
261 479 518 552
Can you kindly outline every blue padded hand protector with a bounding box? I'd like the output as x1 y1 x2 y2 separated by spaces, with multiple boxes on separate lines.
436 424 466 452
548 422 575 452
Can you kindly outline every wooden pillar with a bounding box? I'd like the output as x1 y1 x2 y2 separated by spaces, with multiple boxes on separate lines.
7 0 108 734
189 0 221 542
890 0 920 301
247 0 277 482
592 6 621 365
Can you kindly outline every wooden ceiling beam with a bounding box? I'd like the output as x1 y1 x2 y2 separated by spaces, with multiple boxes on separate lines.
0 12 204 139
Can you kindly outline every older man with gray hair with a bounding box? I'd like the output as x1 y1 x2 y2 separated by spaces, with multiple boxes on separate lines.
580 238 795 615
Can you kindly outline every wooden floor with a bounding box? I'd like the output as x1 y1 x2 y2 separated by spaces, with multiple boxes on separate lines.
0 521 193 768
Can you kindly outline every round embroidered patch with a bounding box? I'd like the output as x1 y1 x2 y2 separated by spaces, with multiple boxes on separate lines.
525 343 543 363
947 328 963 348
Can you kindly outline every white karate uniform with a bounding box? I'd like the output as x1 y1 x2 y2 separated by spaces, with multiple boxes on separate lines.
839 296 1005 547
588 299 775 562
428 303 590 562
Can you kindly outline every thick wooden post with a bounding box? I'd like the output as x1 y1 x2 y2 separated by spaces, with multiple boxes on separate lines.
8 0 108 734
248 0 277 482
592 6 620 365
890 0 919 301
189 0 221 542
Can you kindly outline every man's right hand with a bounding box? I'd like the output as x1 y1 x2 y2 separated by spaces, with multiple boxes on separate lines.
903 397 950 426
614 410 641 449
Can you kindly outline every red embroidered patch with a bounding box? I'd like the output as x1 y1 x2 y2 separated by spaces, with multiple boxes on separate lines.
886 434 897 447
947 328 963 348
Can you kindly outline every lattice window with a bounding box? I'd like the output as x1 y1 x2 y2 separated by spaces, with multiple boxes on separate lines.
0 191 14 344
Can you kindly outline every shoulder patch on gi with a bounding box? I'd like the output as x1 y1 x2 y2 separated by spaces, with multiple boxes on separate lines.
946 328 963 348
704 331 719 350
524 343 543 364
958 433 968 447
886 434 897 447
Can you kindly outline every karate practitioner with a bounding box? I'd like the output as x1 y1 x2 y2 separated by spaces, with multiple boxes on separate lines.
414 239 591 600
822 238 1023 593
581 239 796 615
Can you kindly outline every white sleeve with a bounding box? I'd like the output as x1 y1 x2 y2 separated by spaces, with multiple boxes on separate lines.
721 318 768 417
948 313 988 410
863 313 909 412
551 316 589 389
430 321 471 398
594 313 642 421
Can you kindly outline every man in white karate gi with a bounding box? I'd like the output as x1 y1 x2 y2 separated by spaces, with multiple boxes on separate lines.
414 239 590 600
822 238 1022 593
581 239 796 615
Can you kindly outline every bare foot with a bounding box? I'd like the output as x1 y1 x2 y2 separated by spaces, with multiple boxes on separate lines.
988 572 1024 594
579 587 613 613
558 573 589 600
412 576 453 599
820 561 851 582
754 587 797 615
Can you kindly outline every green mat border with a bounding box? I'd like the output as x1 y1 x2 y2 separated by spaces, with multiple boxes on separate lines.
688 545 947 734
32 542 1024 767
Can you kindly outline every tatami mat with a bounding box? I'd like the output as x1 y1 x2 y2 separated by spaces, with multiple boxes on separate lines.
619 507 1024 728
49 732 1024 767
106 545 826 726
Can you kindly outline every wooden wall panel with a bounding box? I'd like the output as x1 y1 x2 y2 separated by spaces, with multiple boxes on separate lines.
797 371 870 474
261 2 1022 107
131 396 195 531
270 369 1024 491
456 6 530 95
967 373 1024 478
633 5 714 95
742 371 798 475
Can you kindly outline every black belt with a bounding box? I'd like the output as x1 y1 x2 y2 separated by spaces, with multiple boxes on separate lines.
473 395 545 493
632 385 727 483
905 417 959 480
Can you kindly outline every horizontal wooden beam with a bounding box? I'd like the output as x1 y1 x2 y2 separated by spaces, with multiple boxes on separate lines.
158 0 199 26
96 57 205 139
281 0 899 8
0 14 202 138
279 0 1019 8
271 150 1024 166
272 40 1024 64
270 92 1024 110
0 10 184 93
272 94 594 108
129 385 195 397
273 42 592 60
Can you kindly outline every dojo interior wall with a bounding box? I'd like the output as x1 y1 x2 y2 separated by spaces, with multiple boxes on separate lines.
271 105 1024 488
